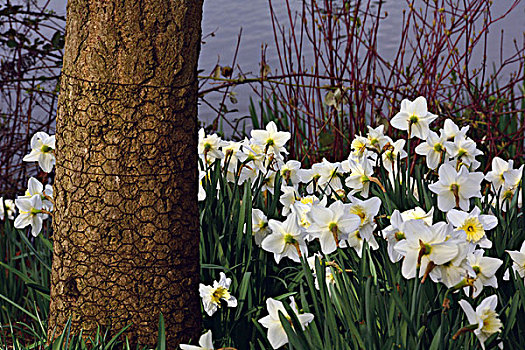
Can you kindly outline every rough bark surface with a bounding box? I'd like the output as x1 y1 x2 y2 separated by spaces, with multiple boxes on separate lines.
48 0 203 346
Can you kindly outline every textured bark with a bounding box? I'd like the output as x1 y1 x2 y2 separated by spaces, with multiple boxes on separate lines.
48 0 203 347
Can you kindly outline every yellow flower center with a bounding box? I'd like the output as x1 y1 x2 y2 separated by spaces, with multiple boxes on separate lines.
481 309 502 334
394 231 405 241
211 286 228 304
350 205 366 224
300 197 314 205
459 217 484 242
284 234 297 244
433 143 443 152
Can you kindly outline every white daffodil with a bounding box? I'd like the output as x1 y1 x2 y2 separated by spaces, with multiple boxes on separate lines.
344 157 374 198
506 241 525 278
347 196 381 241
180 330 214 350
390 96 438 139
14 195 45 237
261 214 307 263
366 124 389 152
221 140 243 181
394 220 460 280
429 232 471 288
345 226 380 257
23 131 56 173
258 297 314 349
350 135 371 159
261 171 278 195
252 208 271 246
307 201 361 254
428 163 483 212
250 121 290 158
340 197 381 257
414 130 449 170
497 170 523 211
382 210 410 263
316 158 344 193
280 185 297 216
485 157 523 193
382 138 407 173
457 295 502 349
297 162 326 194
447 207 497 248
21 177 54 211
400 207 434 225
445 134 483 170
466 250 503 298
237 138 266 169
198 128 228 163
199 272 237 316
0 197 16 220
291 195 327 239
280 160 302 187
441 118 469 140
485 157 513 190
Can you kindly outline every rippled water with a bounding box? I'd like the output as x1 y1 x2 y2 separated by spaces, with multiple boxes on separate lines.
49 0 525 131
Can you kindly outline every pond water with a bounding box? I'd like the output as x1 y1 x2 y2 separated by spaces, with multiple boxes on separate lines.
48 0 525 132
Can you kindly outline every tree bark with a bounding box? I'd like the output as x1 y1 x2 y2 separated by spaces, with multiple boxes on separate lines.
48 0 203 347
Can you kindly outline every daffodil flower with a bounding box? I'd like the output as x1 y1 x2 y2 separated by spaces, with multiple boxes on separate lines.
457 295 502 349
250 121 291 158
252 208 271 246
400 207 434 225
414 130 450 169
198 128 228 163
22 132 56 173
344 157 374 198
428 163 483 212
382 210 410 263
381 138 407 173
350 135 371 159
316 158 344 193
366 124 389 152
390 96 438 139
485 158 523 211
394 221 460 280
280 185 298 216
465 250 503 298
428 233 471 288
447 207 497 248
441 118 469 140
347 196 382 241
261 213 307 263
291 195 327 239
179 330 214 350
258 297 314 349
280 160 302 187
21 177 54 211
199 272 237 316
14 195 45 237
445 134 483 170
308 201 361 254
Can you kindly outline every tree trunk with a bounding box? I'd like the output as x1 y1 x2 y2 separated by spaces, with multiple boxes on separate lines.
48 0 203 347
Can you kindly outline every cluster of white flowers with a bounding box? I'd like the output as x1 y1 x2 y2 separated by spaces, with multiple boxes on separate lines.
0 132 56 236
196 96 523 349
